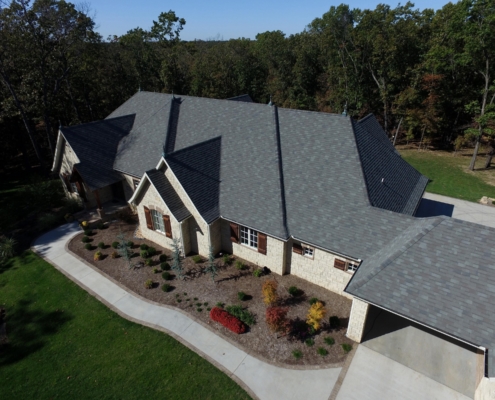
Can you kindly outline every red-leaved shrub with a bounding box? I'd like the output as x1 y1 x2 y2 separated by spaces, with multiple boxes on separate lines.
210 307 246 334
266 306 290 334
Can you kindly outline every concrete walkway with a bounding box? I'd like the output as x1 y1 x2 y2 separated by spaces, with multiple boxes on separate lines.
32 223 341 400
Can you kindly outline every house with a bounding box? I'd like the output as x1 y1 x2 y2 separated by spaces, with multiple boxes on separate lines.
52 92 495 397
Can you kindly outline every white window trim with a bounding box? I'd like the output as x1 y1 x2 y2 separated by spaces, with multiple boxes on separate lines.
303 245 314 259
346 261 359 274
240 226 258 249
133 179 140 190
150 209 165 233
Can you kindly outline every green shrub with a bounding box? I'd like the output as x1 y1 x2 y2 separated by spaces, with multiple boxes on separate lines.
342 344 353 353
309 297 319 305
292 350 303 359
112 241 120 249
162 283 171 292
288 286 299 296
196 302 202 307
222 254 231 265
305 338 315 347
329 316 340 329
127 241 134 248
183 292 187 295
317 347 328 356
161 262 170 271
97 222 105 230
324 337 335 346
147 246 156 257
84 243 92 250
111 251 119 259
197 308 203 312
177 299 182 303
97 242 105 249
216 302 225 308
225 305 256 326
253 268 263 277
194 297 198 301
235 260 244 270
192 255 202 263
159 254 167 262
61 197 83 214
207 307 211 311
140 243 149 251
0 236 17 262
203 302 208 306
162 271 172 281
144 279 153 289
145 258 153 266
38 213 61 230
152 267 160 273
82 236 90 243
140 249 150 259
84 229 93 236
237 291 247 301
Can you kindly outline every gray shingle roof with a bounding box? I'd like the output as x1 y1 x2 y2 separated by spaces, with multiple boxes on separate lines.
61 115 133 190
345 216 495 376
226 94 253 103
146 169 191 222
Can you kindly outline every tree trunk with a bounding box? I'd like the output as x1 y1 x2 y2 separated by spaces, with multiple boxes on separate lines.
393 117 403 147
418 125 426 151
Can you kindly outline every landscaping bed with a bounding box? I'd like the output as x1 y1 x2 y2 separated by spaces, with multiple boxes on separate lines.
68 220 354 367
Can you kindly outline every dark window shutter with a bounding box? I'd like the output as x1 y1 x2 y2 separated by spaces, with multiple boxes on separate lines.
144 206 153 230
258 233 267 255
334 259 346 271
230 223 239 243
163 214 172 238
292 243 303 255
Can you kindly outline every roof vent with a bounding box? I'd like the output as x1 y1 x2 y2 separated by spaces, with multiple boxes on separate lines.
342 102 348 117
268 95 273 106
381 178 384 184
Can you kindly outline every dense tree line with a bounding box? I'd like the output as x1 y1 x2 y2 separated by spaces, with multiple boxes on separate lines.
1 0 495 173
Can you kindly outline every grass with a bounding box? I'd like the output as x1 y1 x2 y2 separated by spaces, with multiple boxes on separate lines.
400 149 495 202
0 252 250 399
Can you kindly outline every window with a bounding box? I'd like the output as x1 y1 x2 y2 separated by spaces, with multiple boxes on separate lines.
303 246 314 258
346 262 359 273
240 226 258 249
151 209 165 232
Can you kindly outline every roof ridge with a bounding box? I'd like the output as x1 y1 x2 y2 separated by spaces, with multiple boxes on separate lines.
62 114 133 131
105 91 141 119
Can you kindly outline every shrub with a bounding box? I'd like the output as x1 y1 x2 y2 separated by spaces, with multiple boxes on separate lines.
203 302 208 306
197 308 203 312
292 350 303 359
140 243 149 251
111 251 119 259
84 229 93 236
38 213 60 230
253 268 263 277
161 262 171 271
82 236 90 243
216 302 225 308
162 271 172 281
324 337 335 346
127 241 134 248
192 255 202 263
196 302 202 307
112 241 120 249
152 267 160 273
317 347 328 356
288 286 299 296
207 307 211 311
305 338 315 347
342 344 353 353
265 306 290 333
222 254 232 265
159 254 167 262
235 260 244 270
144 258 153 266
94 251 102 261
237 291 247 301
307 301 327 331
329 316 340 329
84 243 92 250
209 307 246 334
177 299 182 303
144 279 153 289
225 305 256 326
162 283 171 292
147 246 156 257
97 222 105 230
309 297 319 305
81 220 89 229
262 280 278 305
97 242 105 249
140 249 150 259
0 236 17 262
194 297 198 301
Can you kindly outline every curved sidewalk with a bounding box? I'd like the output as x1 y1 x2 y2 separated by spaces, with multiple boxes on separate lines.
32 223 341 400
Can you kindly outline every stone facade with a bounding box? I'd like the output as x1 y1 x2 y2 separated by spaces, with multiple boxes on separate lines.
346 298 370 342
121 173 139 201
287 238 354 299
475 377 495 400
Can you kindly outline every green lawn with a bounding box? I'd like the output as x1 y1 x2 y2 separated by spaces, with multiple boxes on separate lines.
0 252 250 399
400 150 495 202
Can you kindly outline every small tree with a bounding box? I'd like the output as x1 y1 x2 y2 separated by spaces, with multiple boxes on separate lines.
204 246 218 283
0 236 17 263
116 231 133 269
307 301 327 331
171 238 184 279
266 306 290 334
262 280 278 305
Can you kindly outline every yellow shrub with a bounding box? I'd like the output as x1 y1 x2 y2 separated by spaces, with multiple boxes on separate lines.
81 220 89 228
307 301 327 331
262 280 278 305
94 251 102 261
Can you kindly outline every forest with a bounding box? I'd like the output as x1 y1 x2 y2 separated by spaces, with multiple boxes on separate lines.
1 0 495 173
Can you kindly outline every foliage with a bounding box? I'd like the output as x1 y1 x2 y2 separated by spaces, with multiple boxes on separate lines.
61 197 83 214
307 301 327 331
161 262 171 271
317 347 328 356
116 231 133 269
145 258 153 266
82 236 90 243
111 251 119 259
140 249 150 259
209 307 247 334
84 243 92 250
237 291 247 301
152 267 160 273
288 286 300 296
253 268 263 278
329 316 340 329
342 343 353 353
265 306 290 334
262 280 278 305
204 246 218 283
159 254 167 262
94 251 102 261
216 302 225 308
292 350 303 359
97 222 105 230
305 338 314 347
222 254 232 265
0 236 17 262
144 279 153 289
235 260 244 270
112 241 120 249
225 305 256 326
140 244 149 251
147 246 157 257
127 241 134 248
37 213 61 231
171 238 184 279
81 221 89 229
309 297 319 305
162 283 171 292
162 271 172 281
84 229 93 236
324 337 335 346
97 242 105 249
192 255 202 263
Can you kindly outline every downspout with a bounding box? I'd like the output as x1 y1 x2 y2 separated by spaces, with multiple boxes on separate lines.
180 219 186 258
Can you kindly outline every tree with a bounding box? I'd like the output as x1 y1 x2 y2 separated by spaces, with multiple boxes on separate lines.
116 231 133 269
171 238 184 279
204 246 218 283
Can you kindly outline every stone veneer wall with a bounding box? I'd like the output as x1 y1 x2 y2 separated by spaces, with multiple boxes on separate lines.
475 377 495 400
346 298 370 342
121 173 139 201
135 180 183 252
288 238 354 299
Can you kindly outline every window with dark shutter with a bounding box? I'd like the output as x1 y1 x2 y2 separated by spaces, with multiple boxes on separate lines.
230 222 239 243
144 206 153 229
292 243 303 255
334 259 346 270
258 233 267 255
163 214 172 238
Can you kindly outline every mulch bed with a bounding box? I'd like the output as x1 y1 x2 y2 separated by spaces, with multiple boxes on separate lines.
68 219 354 367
